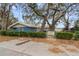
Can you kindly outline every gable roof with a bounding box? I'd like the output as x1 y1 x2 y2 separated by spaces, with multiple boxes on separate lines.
8 22 41 29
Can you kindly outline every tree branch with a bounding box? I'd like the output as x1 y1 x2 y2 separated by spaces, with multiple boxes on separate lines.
55 3 76 23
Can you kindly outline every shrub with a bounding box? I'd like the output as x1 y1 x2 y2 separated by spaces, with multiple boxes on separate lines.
74 31 79 40
55 32 73 40
0 30 46 38
0 30 6 35
75 27 79 31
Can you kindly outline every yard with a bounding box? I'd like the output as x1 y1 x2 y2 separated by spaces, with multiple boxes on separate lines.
0 36 79 56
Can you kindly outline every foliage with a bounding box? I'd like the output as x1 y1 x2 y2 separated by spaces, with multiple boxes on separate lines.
55 32 73 40
0 3 18 30
0 30 46 38
27 3 76 31
74 31 79 40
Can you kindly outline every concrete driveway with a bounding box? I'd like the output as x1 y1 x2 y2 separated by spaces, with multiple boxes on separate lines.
0 40 53 56
0 47 30 56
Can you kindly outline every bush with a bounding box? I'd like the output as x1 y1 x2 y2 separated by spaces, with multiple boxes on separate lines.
0 30 6 35
55 32 73 40
75 27 79 31
74 31 79 40
0 30 46 38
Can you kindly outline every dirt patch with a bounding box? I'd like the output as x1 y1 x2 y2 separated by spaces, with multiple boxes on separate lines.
0 36 32 42
66 48 78 52
32 38 75 46
33 38 79 44
49 47 64 53
32 38 62 46
1 36 79 50
0 36 18 42
32 38 79 50
73 41 79 49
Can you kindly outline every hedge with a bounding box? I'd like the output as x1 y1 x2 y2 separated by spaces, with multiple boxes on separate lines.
55 32 73 40
74 31 79 40
0 30 46 38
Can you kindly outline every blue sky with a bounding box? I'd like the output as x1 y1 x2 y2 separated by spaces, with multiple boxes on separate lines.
12 5 24 22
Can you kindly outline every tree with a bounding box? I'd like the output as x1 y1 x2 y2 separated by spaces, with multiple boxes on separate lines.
0 3 17 30
28 3 75 31
60 4 79 31
74 19 79 31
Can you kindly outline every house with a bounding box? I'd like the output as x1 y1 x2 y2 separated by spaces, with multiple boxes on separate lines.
8 22 40 32
55 28 64 32
8 22 64 32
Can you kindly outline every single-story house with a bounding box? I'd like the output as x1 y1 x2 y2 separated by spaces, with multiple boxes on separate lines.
8 22 64 32
8 22 41 32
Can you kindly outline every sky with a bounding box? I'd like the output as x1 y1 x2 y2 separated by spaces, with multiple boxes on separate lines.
12 5 24 22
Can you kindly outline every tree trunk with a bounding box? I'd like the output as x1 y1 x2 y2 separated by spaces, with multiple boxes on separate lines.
49 24 55 31
41 19 46 31
64 24 69 31
51 16 56 31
